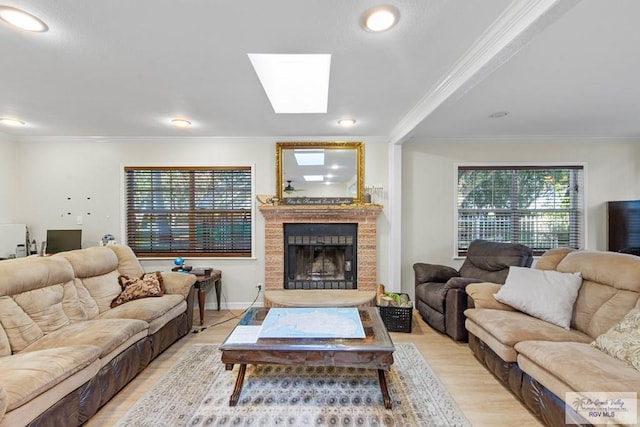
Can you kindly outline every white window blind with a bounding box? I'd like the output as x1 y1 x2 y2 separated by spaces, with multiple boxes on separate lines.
457 165 584 256
125 166 252 257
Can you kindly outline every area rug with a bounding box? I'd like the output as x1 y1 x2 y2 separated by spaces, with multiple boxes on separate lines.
115 342 470 427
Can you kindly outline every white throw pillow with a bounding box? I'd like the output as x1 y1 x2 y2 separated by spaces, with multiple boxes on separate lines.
494 266 583 329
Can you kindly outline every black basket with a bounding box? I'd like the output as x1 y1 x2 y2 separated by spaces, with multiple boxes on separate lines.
378 295 413 333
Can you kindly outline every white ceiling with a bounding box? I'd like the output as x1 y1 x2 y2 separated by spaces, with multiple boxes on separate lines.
1 0 639 143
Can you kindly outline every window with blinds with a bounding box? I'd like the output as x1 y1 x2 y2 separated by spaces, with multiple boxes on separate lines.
457 165 584 256
124 166 253 257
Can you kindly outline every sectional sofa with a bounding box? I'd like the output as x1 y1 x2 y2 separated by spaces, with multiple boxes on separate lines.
0 245 196 426
465 248 640 427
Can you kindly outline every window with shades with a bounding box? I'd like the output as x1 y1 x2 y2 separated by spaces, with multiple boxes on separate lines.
124 166 253 257
456 165 584 256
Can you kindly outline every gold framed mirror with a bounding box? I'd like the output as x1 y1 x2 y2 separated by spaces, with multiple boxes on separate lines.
276 141 364 204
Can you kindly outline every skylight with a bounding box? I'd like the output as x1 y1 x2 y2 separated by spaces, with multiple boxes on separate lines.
248 54 331 114
294 149 325 166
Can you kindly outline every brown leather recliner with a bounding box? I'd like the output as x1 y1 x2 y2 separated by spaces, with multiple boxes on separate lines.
413 239 533 341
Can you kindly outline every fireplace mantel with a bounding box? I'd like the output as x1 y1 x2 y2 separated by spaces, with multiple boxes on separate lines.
259 204 383 294
258 204 383 220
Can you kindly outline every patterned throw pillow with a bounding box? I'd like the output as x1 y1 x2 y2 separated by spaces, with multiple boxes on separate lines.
591 308 640 371
111 272 165 308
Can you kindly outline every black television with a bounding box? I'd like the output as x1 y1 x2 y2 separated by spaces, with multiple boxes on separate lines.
46 229 82 254
608 200 640 253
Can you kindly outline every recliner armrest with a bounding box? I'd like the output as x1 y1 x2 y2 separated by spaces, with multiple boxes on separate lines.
444 277 483 290
413 263 459 285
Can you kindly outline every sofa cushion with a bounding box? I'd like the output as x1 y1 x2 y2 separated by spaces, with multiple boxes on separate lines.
21 318 148 359
466 282 516 311
591 307 640 371
111 272 165 308
99 295 185 334
534 247 576 271
0 256 74 297
61 280 89 322
465 308 592 361
0 324 10 357
107 244 145 277
494 267 582 329
13 285 71 333
99 293 183 323
574 283 640 339
72 278 100 319
0 296 44 353
0 345 100 413
516 340 640 407
81 271 123 314
557 251 640 337
0 379 6 419
56 247 125 314
557 251 640 293
55 246 119 278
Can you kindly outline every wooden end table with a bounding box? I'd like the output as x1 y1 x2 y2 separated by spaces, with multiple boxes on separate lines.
220 307 395 409
193 270 222 325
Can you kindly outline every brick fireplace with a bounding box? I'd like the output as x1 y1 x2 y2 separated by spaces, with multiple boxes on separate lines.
259 204 383 306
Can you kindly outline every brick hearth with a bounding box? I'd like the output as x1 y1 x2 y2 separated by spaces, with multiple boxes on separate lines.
259 204 383 295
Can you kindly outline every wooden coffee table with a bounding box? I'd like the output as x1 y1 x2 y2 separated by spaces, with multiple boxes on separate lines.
220 307 396 408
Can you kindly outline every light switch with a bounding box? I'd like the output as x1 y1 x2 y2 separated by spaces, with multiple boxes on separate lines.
76 215 83 225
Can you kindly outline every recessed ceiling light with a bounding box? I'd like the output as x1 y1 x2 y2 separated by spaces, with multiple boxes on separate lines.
489 111 509 118
0 117 25 127
0 6 48 32
171 118 192 128
338 118 357 127
248 54 331 114
361 6 400 32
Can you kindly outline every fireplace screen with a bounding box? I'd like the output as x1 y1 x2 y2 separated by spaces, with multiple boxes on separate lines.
284 223 357 289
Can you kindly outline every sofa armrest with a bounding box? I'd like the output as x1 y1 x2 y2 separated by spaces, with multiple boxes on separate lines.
160 272 197 299
465 282 516 311
413 263 459 285
444 277 484 290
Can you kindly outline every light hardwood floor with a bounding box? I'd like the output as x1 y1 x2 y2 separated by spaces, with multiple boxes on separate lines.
86 309 543 427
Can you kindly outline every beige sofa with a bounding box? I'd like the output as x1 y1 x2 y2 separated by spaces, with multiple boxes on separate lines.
464 248 640 426
0 245 196 426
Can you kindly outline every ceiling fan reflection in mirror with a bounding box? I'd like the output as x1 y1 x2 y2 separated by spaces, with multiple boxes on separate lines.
283 180 305 194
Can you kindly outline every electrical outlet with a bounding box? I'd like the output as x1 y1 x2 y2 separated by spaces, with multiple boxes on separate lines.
256 283 263 291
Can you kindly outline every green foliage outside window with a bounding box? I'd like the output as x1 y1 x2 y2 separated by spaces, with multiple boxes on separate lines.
457 166 583 255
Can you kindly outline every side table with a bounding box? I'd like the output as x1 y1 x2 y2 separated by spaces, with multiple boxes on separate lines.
193 270 222 325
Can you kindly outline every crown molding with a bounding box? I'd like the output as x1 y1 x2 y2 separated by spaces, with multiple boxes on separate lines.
0 130 18 143
405 134 640 144
10 135 388 144
388 0 580 146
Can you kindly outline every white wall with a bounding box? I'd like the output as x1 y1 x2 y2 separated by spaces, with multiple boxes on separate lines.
401 140 640 298
0 136 17 222
14 138 390 308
